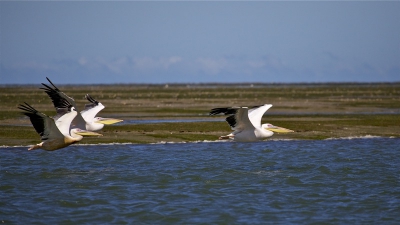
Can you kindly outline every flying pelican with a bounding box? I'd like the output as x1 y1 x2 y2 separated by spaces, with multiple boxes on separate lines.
80 94 123 131
40 77 122 131
209 104 294 142
18 101 102 151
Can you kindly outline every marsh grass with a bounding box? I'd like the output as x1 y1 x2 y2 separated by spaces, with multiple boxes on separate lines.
1 83 399 147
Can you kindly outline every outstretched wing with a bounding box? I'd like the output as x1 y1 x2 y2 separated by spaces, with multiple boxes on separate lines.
40 77 77 109
51 97 73 121
18 102 64 141
209 107 239 116
209 106 254 131
80 94 105 121
229 107 254 132
247 104 273 128
40 77 86 129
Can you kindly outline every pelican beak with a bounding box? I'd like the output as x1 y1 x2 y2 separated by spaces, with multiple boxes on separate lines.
75 130 103 136
266 125 294 133
95 118 123 125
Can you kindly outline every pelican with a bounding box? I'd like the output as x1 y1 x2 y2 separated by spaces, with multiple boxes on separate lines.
209 104 294 142
40 77 122 131
80 94 123 131
18 101 102 151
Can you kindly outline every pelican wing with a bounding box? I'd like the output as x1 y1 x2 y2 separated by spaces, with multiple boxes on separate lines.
55 108 78 137
52 107 70 122
80 94 105 121
40 77 77 108
247 104 273 128
210 107 254 131
230 107 254 132
40 77 86 129
18 102 64 141
51 97 73 121
52 99 78 136
209 107 239 116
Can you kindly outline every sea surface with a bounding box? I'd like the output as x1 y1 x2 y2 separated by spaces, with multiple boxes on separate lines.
1 138 399 224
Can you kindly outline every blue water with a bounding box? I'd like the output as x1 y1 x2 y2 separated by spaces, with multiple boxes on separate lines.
1 138 400 224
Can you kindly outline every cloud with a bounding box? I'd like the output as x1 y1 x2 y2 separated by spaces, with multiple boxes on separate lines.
132 56 182 70
195 57 229 75
76 56 130 74
247 56 285 70
2 54 399 84
102 57 129 74
193 55 286 77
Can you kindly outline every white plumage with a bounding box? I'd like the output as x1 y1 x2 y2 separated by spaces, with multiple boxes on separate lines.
41 77 122 132
80 94 123 131
210 104 294 142
18 101 102 151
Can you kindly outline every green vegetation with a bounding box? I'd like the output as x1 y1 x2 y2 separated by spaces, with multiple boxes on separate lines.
1 83 399 147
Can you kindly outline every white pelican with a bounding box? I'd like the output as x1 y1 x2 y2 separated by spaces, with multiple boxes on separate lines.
209 104 294 142
80 94 123 131
18 101 102 151
40 77 122 131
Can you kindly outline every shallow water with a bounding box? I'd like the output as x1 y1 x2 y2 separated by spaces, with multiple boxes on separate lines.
1 138 400 224
118 118 223 125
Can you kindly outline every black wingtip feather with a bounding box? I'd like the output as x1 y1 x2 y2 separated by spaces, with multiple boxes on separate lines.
225 115 237 128
85 94 99 105
18 102 36 113
40 79 76 109
209 107 227 115
59 98 72 109
18 102 38 120
40 83 51 89
209 107 238 116
46 77 59 91
17 102 48 139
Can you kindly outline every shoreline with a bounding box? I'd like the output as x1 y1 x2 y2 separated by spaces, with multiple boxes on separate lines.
2 135 397 149
1 83 399 146
2 113 399 146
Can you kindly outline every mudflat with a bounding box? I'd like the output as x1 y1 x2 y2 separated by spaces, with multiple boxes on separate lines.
1 83 399 146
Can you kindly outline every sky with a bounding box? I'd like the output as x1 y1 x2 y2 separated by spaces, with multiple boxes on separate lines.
1 1 399 84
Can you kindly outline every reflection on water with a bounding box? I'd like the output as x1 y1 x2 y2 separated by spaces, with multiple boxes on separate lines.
1 138 400 224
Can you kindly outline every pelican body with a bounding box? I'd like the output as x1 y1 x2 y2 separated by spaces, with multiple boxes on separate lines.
18 102 101 151
80 94 123 131
41 77 122 132
209 104 294 142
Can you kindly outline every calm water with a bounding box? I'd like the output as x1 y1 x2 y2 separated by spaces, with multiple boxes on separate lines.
1 138 399 224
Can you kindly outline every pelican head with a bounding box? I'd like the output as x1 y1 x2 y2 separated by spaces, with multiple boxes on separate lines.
262 123 294 133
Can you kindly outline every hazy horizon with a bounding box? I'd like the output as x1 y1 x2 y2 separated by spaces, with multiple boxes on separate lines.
2 1 399 84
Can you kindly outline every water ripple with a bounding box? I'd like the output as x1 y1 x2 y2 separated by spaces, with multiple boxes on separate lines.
1 138 400 224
